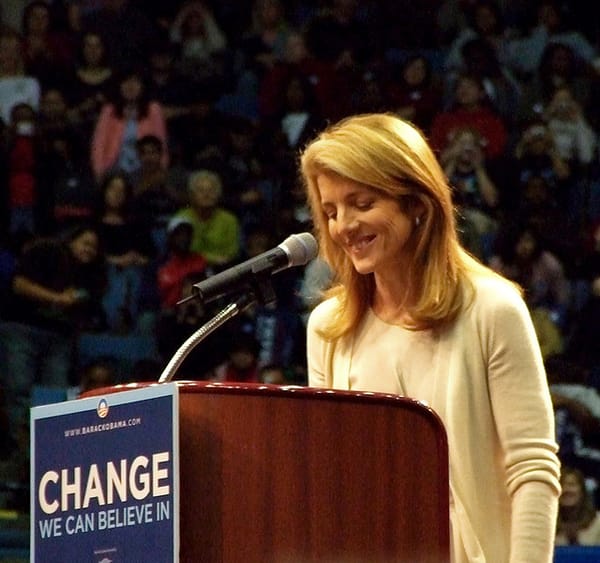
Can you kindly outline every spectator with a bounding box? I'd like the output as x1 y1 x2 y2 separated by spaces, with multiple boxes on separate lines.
80 0 160 71
90 66 168 181
489 222 571 330
259 363 288 384
258 29 339 122
66 31 113 143
384 53 444 135
1 101 46 236
172 169 241 268
40 128 96 234
440 126 500 259
130 134 181 250
68 356 118 399
20 0 74 88
0 223 106 456
95 172 156 333
505 0 600 81
169 1 228 88
0 28 41 126
156 216 207 310
210 332 261 383
453 37 522 127
429 72 509 162
443 0 513 76
517 42 595 125
504 119 571 213
555 466 600 545
544 85 597 168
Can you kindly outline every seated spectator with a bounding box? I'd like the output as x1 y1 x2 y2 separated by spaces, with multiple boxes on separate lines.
172 169 241 268
90 67 168 181
66 31 113 143
20 0 75 88
489 222 571 330
210 332 261 383
0 28 41 126
95 172 156 333
68 356 118 399
505 0 600 82
384 53 444 135
169 1 228 88
157 216 207 310
543 85 597 169
258 29 338 122
0 223 106 459
130 134 181 252
517 42 595 126
555 466 600 545
259 363 288 384
443 0 513 78
155 272 228 379
80 0 159 72
453 36 522 128
440 125 500 259
504 119 571 215
429 72 508 163
566 220 600 371
2 103 42 235
39 129 96 232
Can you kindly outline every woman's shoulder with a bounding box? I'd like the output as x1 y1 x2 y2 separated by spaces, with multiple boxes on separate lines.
307 296 339 331
468 270 525 312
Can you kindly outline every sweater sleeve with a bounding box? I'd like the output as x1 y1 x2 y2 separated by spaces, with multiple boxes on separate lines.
306 298 337 388
481 282 561 562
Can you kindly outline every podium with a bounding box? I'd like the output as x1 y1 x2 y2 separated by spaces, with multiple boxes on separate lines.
83 381 449 563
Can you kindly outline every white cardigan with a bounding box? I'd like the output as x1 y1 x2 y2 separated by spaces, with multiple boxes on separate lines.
307 272 561 563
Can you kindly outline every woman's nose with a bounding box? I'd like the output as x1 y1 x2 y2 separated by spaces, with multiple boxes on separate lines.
336 208 359 234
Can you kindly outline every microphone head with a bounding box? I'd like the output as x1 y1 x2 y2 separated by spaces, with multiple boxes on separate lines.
279 232 318 266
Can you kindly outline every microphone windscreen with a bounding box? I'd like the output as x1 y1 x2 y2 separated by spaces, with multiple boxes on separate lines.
280 233 318 266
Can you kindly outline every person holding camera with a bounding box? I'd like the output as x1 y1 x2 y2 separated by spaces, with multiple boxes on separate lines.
440 126 500 260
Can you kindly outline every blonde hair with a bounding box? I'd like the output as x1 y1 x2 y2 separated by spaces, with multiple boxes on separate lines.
300 112 506 340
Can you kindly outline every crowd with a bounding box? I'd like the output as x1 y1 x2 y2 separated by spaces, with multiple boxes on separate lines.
1 0 600 544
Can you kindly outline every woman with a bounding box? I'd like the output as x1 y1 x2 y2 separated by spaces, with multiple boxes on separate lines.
90 67 168 181
556 466 600 545
95 173 155 332
300 113 561 562
67 31 113 141
0 223 106 456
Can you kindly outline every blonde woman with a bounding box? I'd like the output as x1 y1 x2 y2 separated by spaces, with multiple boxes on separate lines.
300 112 561 563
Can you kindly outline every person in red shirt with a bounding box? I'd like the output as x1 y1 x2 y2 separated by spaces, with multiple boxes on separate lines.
157 216 208 310
430 71 508 162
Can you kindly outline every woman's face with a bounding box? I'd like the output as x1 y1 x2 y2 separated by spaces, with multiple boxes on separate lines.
82 33 105 65
403 57 427 87
70 230 99 263
120 75 143 102
104 177 127 209
560 473 583 507
317 173 416 279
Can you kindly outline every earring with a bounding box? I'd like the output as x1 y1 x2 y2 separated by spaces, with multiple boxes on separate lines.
415 216 421 227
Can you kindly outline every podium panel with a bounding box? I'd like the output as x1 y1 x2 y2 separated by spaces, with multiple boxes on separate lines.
84 382 449 563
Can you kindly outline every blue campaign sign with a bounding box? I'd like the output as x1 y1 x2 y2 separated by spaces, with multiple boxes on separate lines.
31 383 179 563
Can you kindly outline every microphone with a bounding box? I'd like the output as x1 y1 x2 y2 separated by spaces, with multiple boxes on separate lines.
185 232 318 305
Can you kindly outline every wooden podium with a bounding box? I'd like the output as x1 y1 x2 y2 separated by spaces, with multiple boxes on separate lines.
84 381 449 563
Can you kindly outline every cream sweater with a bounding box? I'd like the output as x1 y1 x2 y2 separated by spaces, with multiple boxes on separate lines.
307 273 561 563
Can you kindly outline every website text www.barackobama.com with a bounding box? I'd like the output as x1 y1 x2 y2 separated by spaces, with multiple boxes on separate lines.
64 418 142 438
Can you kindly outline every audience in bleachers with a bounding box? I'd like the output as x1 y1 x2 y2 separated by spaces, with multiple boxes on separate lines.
1 0 600 548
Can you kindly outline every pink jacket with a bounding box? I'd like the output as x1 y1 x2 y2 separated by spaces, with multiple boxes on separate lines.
91 101 169 179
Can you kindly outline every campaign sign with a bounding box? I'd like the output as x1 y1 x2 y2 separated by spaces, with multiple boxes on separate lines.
31 383 179 563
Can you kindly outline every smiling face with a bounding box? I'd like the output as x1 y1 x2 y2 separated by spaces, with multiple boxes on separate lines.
317 172 417 282
559 472 584 508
